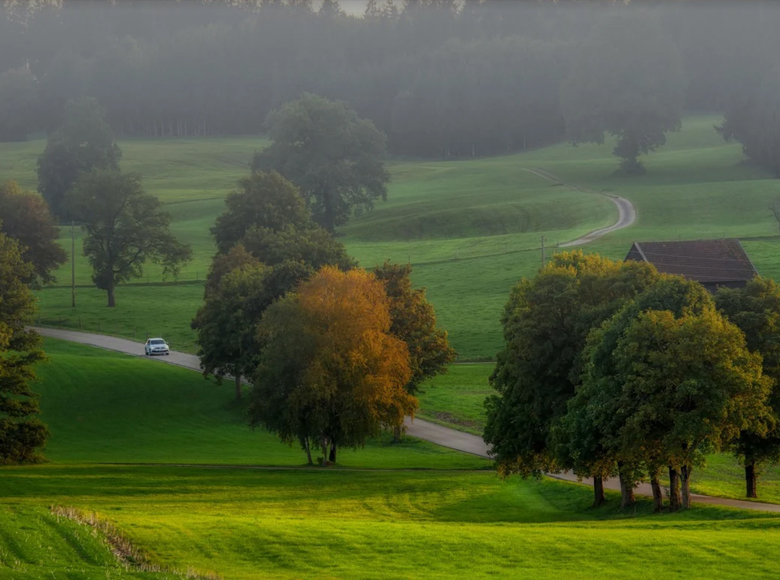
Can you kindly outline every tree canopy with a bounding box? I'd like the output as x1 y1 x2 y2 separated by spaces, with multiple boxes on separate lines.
560 10 686 173
252 93 390 231
373 261 456 396
67 169 191 307
211 171 311 254
716 278 780 498
581 305 770 510
0 232 47 464
484 251 659 493
37 97 122 218
0 180 67 287
250 266 414 464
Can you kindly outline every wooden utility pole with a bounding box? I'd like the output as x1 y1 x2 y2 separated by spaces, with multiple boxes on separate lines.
71 221 76 307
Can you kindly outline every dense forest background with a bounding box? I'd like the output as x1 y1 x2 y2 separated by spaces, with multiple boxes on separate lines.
1 0 780 158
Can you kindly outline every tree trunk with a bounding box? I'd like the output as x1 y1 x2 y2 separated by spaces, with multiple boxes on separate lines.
393 425 402 442
668 466 682 511
234 374 242 401
107 284 116 308
320 437 329 465
329 441 337 464
651 476 664 513
618 470 635 509
681 464 693 510
746 462 758 498
592 476 605 508
304 437 313 465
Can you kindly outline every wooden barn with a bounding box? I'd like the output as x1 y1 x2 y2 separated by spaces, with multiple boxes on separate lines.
625 239 758 292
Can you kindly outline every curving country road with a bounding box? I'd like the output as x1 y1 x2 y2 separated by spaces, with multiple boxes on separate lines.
35 327 780 513
524 167 636 247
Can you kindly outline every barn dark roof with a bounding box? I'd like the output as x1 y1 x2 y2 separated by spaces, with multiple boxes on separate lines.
625 239 758 289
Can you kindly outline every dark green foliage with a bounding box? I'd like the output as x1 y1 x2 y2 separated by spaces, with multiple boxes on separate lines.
37 97 122 218
0 181 66 287
580 303 770 509
560 10 686 173
192 263 269 400
252 93 390 231
66 170 192 307
717 278 780 496
211 171 311 254
241 225 356 272
0 233 47 464
373 261 456 396
484 252 658 478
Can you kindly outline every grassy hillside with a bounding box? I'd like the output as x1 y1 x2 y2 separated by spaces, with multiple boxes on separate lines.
4 465 780 580
34 339 487 469
4 338 780 579
14 115 779 360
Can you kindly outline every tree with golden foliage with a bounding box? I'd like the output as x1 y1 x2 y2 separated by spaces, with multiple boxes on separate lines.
250 266 414 464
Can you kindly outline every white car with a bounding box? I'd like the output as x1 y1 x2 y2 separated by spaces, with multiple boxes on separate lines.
144 338 170 356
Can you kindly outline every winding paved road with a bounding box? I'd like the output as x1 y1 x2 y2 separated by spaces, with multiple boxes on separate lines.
36 327 780 513
524 167 637 247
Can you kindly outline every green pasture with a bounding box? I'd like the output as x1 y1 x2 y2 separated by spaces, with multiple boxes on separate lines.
4 337 780 578
5 465 780 580
7 114 776 360
34 339 487 469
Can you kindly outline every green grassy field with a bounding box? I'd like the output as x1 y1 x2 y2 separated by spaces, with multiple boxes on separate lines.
6 465 780 580
34 339 487 469
4 339 780 578
9 115 777 362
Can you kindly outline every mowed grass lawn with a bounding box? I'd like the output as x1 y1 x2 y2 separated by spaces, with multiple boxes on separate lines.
4 340 780 578
5 465 780 580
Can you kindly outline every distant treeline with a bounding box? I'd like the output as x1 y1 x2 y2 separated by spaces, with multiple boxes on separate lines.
1 0 779 158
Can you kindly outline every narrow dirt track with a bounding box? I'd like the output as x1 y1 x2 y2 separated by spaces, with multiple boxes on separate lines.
36 327 780 513
524 167 636 247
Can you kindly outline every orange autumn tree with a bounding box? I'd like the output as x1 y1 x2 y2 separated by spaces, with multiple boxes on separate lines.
249 266 414 464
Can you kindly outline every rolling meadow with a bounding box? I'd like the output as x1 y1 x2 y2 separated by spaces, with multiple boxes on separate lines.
4 116 780 578
4 340 780 580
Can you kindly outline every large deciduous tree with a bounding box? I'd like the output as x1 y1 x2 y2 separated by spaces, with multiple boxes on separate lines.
67 169 192 307
0 181 67 287
37 97 122 218
252 93 390 232
568 275 714 510
0 232 48 464
593 307 769 510
484 251 658 505
211 171 312 254
250 266 414 465
560 10 685 174
192 262 268 401
716 278 780 498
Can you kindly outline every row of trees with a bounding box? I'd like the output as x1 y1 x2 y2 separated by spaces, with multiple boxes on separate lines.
2 1 780 170
485 253 780 510
193 165 455 462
